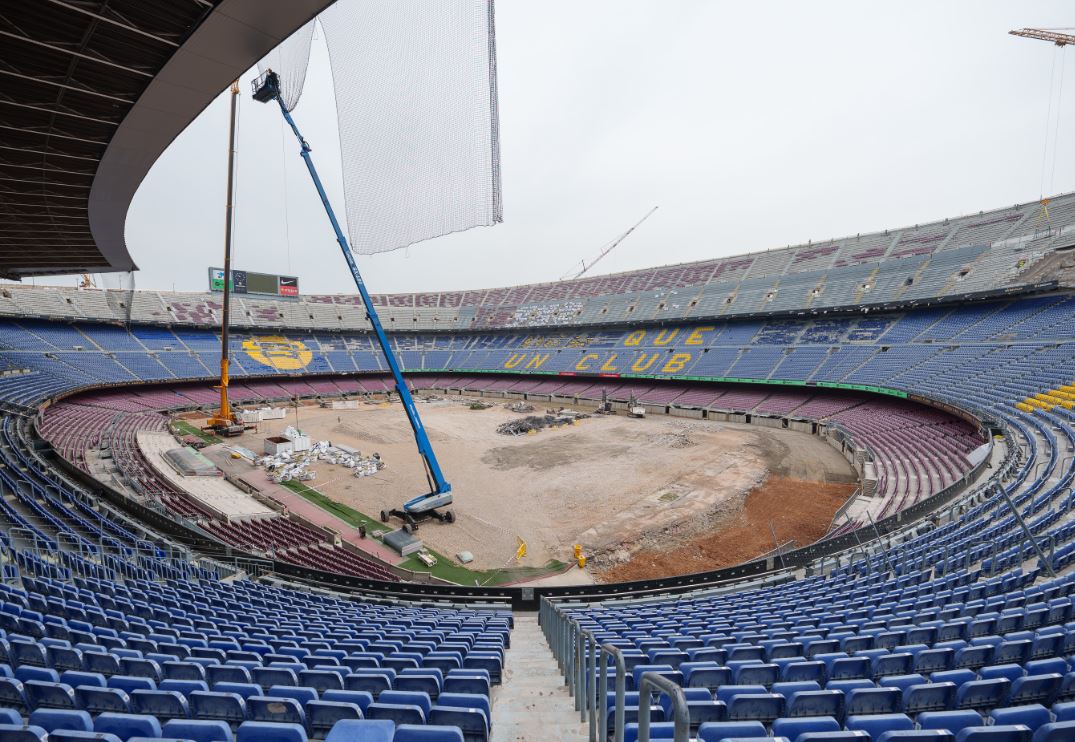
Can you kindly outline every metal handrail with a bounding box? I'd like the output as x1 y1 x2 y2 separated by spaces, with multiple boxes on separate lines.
540 596 643 742
637 671 689 742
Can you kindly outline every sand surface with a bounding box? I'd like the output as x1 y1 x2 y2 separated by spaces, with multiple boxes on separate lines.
219 396 856 571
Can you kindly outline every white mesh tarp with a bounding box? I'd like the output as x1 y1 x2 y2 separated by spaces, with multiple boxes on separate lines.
258 20 316 113
258 0 501 255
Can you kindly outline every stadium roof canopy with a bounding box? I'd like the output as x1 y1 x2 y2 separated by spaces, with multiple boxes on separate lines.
0 0 333 280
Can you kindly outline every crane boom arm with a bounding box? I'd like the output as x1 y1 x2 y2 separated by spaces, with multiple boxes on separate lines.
561 206 658 281
1010 28 1075 46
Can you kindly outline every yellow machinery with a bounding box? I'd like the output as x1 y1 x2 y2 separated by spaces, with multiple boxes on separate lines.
207 81 243 434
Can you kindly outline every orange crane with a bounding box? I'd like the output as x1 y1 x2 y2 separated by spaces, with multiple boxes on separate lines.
207 80 243 434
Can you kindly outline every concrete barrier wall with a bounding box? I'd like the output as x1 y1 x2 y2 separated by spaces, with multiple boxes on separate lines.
751 416 783 430
670 407 704 419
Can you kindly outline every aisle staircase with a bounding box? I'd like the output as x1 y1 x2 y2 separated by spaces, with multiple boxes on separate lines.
492 614 588 741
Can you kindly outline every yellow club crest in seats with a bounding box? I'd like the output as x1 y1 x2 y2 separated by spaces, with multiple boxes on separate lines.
242 336 313 371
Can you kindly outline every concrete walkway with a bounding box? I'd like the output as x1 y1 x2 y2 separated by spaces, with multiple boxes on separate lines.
493 614 587 742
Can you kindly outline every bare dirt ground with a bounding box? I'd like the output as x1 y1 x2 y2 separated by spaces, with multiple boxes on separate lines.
595 476 856 583
219 396 856 572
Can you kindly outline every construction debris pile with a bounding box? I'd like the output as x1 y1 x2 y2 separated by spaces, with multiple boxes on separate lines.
506 401 534 413
468 401 494 410
496 413 588 437
651 431 697 449
256 435 386 483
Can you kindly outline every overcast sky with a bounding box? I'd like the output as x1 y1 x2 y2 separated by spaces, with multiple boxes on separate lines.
82 2 1075 293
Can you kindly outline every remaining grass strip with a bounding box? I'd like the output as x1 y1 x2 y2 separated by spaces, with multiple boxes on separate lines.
282 480 563 586
172 420 222 445
282 480 391 534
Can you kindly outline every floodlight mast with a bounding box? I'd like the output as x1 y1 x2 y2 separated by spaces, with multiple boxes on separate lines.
251 70 452 505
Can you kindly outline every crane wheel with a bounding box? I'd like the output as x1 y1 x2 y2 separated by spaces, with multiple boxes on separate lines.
444 510 456 524
403 523 415 534
379 510 389 523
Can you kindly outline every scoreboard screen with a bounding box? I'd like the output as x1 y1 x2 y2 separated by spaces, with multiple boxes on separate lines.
209 268 299 298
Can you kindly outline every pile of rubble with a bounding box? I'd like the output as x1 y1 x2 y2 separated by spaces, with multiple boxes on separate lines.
496 413 588 437
506 401 535 413
257 438 385 483
651 431 697 449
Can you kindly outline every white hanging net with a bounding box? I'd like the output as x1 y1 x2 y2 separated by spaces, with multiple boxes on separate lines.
258 0 502 255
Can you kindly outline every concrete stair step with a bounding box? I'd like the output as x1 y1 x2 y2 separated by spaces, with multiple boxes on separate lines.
491 614 588 742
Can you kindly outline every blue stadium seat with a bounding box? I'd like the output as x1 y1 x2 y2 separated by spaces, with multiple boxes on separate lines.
782 662 827 684
623 721 676 742
904 682 957 715
725 692 785 722
162 719 235 742
787 690 845 719
107 675 155 694
735 663 779 687
60 671 105 689
212 682 261 700
365 702 425 726
442 675 489 698
918 710 989 735
48 731 122 742
1054 700 1075 721
957 679 1011 712
27 709 92 734
847 687 902 716
236 721 308 742
771 715 841 740
876 733 955 742
428 706 489 742
189 690 246 727
247 695 306 726
1009 675 1063 707
74 686 129 714
345 673 392 697
697 720 768 741
688 667 733 691
93 712 162 741
980 666 1025 684
715 685 768 705
394 725 465 742
0 726 47 742
953 726 1032 742
23 679 76 710
990 705 1051 732
1032 721 1075 742
324 719 395 742
322 690 374 713
306 700 363 738
845 713 915 739
129 688 189 721
0 677 27 711
208 666 253 686
158 679 208 696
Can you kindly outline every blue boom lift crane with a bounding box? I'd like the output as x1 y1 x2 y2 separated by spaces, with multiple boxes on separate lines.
252 70 453 532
